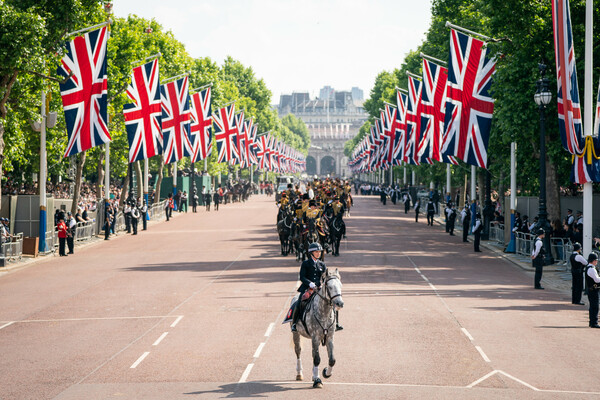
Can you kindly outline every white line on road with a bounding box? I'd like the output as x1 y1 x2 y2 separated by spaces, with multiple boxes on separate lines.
153 332 168 346
239 363 254 383
130 352 150 369
253 342 265 358
170 315 183 327
428 282 437 291
475 346 490 362
414 267 421 274
264 323 275 337
461 328 474 341
0 321 14 330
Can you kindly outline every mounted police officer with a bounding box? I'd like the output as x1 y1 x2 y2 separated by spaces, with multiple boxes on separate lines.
291 242 326 333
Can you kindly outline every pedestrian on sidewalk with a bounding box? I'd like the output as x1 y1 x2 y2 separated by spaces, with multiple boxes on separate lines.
473 213 483 252
569 243 586 305
585 253 600 328
531 229 546 289
165 193 173 221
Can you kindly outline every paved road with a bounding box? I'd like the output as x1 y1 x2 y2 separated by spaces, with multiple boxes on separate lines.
0 195 598 399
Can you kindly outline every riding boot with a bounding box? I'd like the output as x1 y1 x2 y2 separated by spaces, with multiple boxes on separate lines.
335 311 343 331
291 300 301 332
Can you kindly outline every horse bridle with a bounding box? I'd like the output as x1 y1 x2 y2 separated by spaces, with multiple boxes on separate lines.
316 275 342 306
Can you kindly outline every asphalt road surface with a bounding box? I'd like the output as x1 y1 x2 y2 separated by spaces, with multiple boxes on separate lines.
1 194 599 399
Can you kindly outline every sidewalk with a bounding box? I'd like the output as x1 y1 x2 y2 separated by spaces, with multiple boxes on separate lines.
0 211 182 278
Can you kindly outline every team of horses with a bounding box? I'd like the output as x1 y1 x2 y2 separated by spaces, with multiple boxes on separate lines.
276 194 350 388
276 195 350 261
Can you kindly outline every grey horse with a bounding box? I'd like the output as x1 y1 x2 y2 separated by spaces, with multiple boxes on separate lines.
292 268 344 388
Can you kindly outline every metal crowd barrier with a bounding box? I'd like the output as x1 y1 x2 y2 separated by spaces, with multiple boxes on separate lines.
1 232 24 262
515 231 535 258
148 200 167 221
114 212 126 232
489 225 505 245
75 220 96 242
551 238 572 267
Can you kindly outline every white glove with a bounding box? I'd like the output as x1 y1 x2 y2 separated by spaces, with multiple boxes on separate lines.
309 282 316 289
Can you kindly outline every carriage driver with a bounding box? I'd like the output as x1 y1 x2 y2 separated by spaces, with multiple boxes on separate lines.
291 242 343 332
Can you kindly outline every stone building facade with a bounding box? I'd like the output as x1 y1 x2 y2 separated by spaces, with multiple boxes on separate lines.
278 89 367 178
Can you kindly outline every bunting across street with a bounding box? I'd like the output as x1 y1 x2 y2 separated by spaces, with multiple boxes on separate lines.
123 59 163 163
58 26 111 158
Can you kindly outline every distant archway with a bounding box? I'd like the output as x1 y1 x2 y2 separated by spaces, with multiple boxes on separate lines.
320 156 336 176
306 156 317 176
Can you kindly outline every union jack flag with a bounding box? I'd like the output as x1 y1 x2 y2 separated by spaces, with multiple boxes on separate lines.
418 59 447 164
161 77 191 165
404 75 422 165
248 124 259 165
213 104 240 163
189 87 212 162
552 0 583 156
229 111 244 166
256 134 271 170
442 29 495 168
58 26 110 157
393 91 408 165
123 60 162 163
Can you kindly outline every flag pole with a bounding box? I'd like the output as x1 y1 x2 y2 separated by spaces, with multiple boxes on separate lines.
38 80 48 253
131 52 161 66
406 71 422 80
191 82 213 92
445 21 493 42
65 20 112 37
420 52 448 66
583 0 593 256
162 71 190 85
395 87 408 94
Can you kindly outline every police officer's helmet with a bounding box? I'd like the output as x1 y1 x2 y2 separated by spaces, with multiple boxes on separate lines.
589 253 598 263
573 242 582 251
308 242 323 253
537 228 545 236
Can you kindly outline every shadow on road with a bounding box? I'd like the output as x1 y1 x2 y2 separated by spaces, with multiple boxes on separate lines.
184 381 305 398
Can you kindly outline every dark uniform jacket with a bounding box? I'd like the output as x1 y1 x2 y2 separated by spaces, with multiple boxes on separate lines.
298 257 327 293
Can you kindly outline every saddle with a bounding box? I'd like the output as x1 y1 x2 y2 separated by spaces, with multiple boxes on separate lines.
282 290 316 325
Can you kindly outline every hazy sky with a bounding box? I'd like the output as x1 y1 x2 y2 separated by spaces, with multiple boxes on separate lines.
114 0 433 104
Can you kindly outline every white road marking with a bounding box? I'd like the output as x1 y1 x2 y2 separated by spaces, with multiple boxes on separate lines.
130 352 150 369
414 267 421 274
152 332 168 346
0 321 14 330
461 328 474 341
170 315 183 327
428 282 437 291
264 323 275 337
475 346 490 362
239 363 254 383
9 316 178 324
253 342 265 358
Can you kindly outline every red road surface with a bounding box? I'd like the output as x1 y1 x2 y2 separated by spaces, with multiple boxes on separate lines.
0 195 598 399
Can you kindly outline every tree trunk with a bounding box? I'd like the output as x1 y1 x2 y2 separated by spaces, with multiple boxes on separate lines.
546 157 561 223
71 152 86 215
119 168 130 208
477 169 485 205
154 163 163 204
498 171 505 213
96 157 104 201
135 161 143 202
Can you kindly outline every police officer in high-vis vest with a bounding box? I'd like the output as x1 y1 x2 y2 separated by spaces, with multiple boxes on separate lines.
531 228 546 289
569 242 586 305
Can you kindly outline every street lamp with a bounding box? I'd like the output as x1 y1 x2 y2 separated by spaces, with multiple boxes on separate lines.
534 62 554 265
